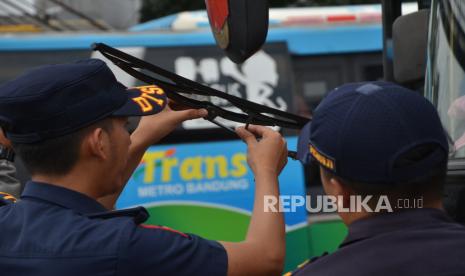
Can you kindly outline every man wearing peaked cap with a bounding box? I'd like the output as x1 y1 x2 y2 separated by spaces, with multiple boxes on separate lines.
290 81 465 275
0 59 289 276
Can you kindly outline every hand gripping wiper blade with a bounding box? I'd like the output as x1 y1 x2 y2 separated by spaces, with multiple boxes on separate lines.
92 43 310 130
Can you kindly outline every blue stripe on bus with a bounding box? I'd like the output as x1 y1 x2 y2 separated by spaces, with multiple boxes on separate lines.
268 25 382 54
0 32 217 51
0 25 382 55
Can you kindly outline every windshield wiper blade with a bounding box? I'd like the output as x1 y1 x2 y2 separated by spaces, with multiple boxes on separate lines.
92 43 310 130
92 43 309 160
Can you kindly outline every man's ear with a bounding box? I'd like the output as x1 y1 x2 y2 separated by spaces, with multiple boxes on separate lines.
320 167 342 196
329 177 353 209
328 177 346 196
320 167 352 207
82 128 110 160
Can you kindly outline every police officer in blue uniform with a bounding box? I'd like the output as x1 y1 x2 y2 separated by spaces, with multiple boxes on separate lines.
291 82 465 275
0 59 288 275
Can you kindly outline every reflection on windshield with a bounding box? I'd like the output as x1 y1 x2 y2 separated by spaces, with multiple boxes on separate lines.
426 0 465 157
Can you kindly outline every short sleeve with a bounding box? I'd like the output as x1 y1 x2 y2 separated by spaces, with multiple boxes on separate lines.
118 223 228 276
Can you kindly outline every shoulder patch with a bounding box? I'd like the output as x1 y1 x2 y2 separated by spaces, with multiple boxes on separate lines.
0 192 17 206
284 252 329 275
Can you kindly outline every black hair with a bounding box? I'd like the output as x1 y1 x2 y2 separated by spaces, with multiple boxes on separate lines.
13 119 113 176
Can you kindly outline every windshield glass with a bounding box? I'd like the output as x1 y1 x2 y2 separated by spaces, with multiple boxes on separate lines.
426 0 465 158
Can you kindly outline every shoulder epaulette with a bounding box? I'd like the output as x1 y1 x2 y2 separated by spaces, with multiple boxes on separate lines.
87 206 149 224
0 192 17 206
283 252 329 275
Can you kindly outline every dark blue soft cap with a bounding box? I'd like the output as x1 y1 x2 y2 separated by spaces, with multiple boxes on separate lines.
0 59 167 143
297 121 312 164
297 81 449 184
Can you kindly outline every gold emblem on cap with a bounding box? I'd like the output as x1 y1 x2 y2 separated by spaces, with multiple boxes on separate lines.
131 85 165 112
309 144 335 171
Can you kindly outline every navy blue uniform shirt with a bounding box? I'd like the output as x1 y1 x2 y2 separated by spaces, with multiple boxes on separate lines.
290 208 465 276
0 181 227 276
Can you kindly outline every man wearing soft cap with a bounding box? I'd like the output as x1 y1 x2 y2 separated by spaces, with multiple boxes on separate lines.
0 59 288 276
291 81 465 275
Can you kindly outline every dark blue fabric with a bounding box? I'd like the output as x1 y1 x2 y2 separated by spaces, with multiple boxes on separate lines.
0 59 167 143
292 209 465 276
297 81 448 184
0 181 227 276
297 121 312 164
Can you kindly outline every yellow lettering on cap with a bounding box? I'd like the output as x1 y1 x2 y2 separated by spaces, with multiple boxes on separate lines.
309 145 335 171
142 93 164 107
131 85 166 112
138 85 165 95
132 97 153 112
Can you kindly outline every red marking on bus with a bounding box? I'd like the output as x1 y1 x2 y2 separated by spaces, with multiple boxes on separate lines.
327 15 357 22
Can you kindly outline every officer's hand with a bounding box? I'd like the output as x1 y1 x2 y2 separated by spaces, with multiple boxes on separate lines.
131 101 208 146
156 100 208 128
236 125 288 178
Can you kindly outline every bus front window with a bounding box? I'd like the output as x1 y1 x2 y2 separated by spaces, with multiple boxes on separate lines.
426 0 465 158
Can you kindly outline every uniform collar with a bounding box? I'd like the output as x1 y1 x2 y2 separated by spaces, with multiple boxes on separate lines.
341 208 453 247
21 181 107 214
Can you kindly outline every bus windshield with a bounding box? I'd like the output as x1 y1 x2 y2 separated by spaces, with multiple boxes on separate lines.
426 0 465 158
